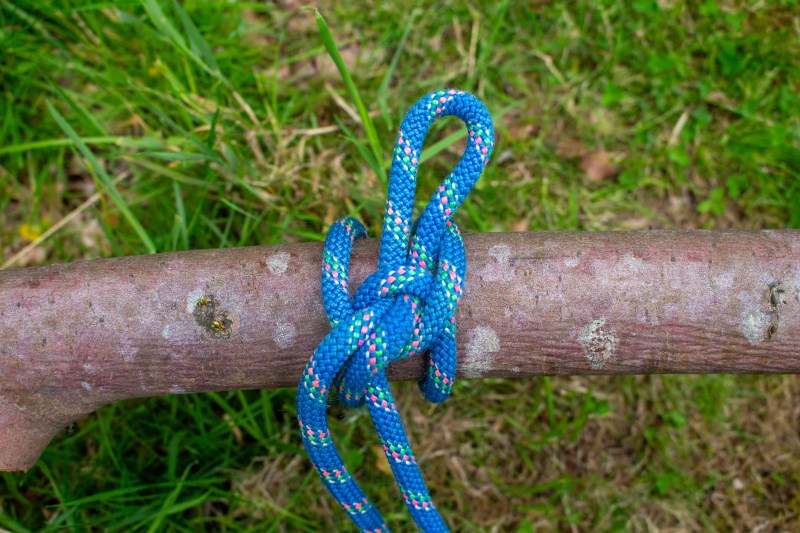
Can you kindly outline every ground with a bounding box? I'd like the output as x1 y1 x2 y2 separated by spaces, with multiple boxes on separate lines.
2 0 800 531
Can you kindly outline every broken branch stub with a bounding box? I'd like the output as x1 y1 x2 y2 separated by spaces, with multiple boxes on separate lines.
1 230 800 471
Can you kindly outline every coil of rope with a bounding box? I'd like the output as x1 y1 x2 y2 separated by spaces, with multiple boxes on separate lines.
297 89 494 532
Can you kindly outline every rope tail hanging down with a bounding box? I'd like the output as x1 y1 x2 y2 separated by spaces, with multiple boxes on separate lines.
296 89 494 532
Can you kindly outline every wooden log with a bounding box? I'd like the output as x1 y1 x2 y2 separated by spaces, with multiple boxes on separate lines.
1 230 799 471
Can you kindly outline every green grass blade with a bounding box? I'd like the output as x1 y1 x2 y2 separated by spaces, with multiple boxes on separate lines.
172 0 219 72
311 8 386 182
0 136 165 156
141 0 217 79
47 101 157 253
145 466 196 533
141 0 188 54
376 8 419 127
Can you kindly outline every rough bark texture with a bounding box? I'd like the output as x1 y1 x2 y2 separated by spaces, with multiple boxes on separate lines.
1 230 799 471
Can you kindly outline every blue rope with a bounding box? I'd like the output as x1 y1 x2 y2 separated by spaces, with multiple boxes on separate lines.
297 89 494 532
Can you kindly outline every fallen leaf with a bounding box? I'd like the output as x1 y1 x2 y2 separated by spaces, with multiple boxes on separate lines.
507 121 539 140
580 150 620 181
510 218 529 232
556 138 587 158
707 90 735 108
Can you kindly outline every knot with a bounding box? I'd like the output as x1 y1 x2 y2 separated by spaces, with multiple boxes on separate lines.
326 218 466 408
297 89 494 533
354 263 436 308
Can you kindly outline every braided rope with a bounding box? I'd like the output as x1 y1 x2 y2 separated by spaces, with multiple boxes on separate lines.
297 89 494 532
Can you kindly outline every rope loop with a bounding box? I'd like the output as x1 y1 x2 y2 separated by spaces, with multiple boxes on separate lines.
297 89 494 532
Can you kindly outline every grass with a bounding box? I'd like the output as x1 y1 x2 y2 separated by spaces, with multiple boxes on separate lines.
1 0 800 530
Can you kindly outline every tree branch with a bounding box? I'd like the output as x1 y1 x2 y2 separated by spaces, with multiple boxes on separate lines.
1 230 799 471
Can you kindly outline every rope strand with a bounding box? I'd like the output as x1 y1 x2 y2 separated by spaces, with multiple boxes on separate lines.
297 89 495 532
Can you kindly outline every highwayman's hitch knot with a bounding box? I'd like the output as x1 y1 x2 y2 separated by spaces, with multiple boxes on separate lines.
297 89 494 532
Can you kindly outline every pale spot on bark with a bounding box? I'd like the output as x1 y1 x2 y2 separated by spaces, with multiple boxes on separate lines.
489 243 510 263
622 253 644 271
120 342 139 362
564 257 580 268
714 271 734 290
793 270 800 303
464 326 500 378
186 288 204 313
579 318 618 369
274 321 297 349
740 309 772 345
170 385 186 394
81 381 93 391
482 244 511 282
267 252 290 274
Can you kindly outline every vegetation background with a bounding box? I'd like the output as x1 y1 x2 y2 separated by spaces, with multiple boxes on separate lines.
2 0 800 530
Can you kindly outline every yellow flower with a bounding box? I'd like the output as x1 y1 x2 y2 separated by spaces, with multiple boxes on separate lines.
148 59 161 77
19 222 44 242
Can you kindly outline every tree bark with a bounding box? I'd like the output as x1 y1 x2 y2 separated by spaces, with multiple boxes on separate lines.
1 230 799 471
